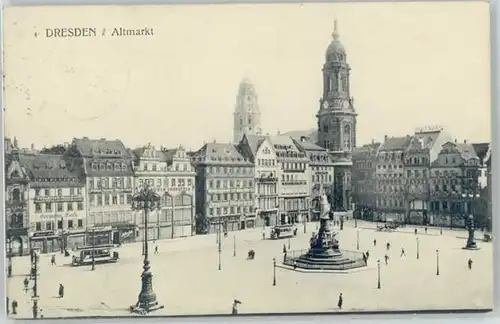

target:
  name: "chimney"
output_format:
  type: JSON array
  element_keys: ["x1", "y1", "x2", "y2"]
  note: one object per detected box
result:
[
  {"x1": 31, "y1": 143, "x2": 35, "y2": 151},
  {"x1": 371, "y1": 139, "x2": 375, "y2": 144},
  {"x1": 277, "y1": 130, "x2": 281, "y2": 136},
  {"x1": 454, "y1": 139, "x2": 457, "y2": 143},
  {"x1": 384, "y1": 135, "x2": 388, "y2": 141}
]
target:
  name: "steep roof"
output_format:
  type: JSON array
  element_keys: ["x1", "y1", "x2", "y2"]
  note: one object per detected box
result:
[
  {"x1": 16, "y1": 153, "x2": 81, "y2": 186},
  {"x1": 456, "y1": 143, "x2": 478, "y2": 162},
  {"x1": 281, "y1": 129, "x2": 318, "y2": 143},
  {"x1": 72, "y1": 137, "x2": 129, "y2": 157},
  {"x1": 293, "y1": 138, "x2": 326, "y2": 151},
  {"x1": 472, "y1": 142, "x2": 489, "y2": 164},
  {"x1": 379, "y1": 136, "x2": 413, "y2": 152},
  {"x1": 193, "y1": 142, "x2": 251, "y2": 165}
]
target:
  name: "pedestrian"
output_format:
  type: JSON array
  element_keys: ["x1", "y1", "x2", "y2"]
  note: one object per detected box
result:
[
  {"x1": 386, "y1": 242, "x2": 390, "y2": 251},
  {"x1": 6, "y1": 296, "x2": 9, "y2": 315},
  {"x1": 51, "y1": 254, "x2": 56, "y2": 266},
  {"x1": 283, "y1": 244, "x2": 287, "y2": 254},
  {"x1": 58, "y1": 283, "x2": 64, "y2": 298},
  {"x1": 384, "y1": 254, "x2": 389, "y2": 265},
  {"x1": 400, "y1": 247, "x2": 406, "y2": 257},
  {"x1": 24, "y1": 277, "x2": 29, "y2": 293},
  {"x1": 262, "y1": 231, "x2": 265, "y2": 240},
  {"x1": 12, "y1": 299, "x2": 18, "y2": 315},
  {"x1": 468, "y1": 258, "x2": 473, "y2": 270},
  {"x1": 366, "y1": 250, "x2": 370, "y2": 260},
  {"x1": 373, "y1": 239, "x2": 377, "y2": 246},
  {"x1": 425, "y1": 227, "x2": 428, "y2": 234},
  {"x1": 232, "y1": 299, "x2": 242, "y2": 315},
  {"x1": 414, "y1": 228, "x2": 417, "y2": 235},
  {"x1": 337, "y1": 293, "x2": 343, "y2": 309}
]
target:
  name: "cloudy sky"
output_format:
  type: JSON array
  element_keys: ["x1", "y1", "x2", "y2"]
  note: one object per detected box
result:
[{"x1": 3, "y1": 1, "x2": 491, "y2": 151}]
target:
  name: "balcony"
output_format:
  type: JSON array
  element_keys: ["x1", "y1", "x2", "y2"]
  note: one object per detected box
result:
[
  {"x1": 89, "y1": 187, "x2": 133, "y2": 194},
  {"x1": 257, "y1": 176, "x2": 278, "y2": 183},
  {"x1": 281, "y1": 180, "x2": 307, "y2": 186}
]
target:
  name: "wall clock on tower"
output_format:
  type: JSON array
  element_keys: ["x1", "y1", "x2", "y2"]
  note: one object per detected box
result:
[
  {"x1": 343, "y1": 100, "x2": 349, "y2": 109},
  {"x1": 323, "y1": 101, "x2": 329, "y2": 109}
]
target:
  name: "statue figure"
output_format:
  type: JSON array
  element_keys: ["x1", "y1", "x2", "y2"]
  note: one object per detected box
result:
[{"x1": 309, "y1": 187, "x2": 339, "y2": 252}]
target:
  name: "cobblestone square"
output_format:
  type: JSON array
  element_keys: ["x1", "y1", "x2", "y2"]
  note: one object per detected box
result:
[{"x1": 6, "y1": 221, "x2": 494, "y2": 318}]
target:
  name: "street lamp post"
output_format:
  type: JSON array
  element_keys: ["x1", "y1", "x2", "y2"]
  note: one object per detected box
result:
[
  {"x1": 129, "y1": 185, "x2": 163, "y2": 314},
  {"x1": 436, "y1": 249, "x2": 440, "y2": 276},
  {"x1": 7, "y1": 237, "x2": 13, "y2": 277},
  {"x1": 31, "y1": 248, "x2": 39, "y2": 318},
  {"x1": 416, "y1": 237, "x2": 420, "y2": 259},
  {"x1": 91, "y1": 227, "x2": 96, "y2": 271},
  {"x1": 218, "y1": 223, "x2": 222, "y2": 271},
  {"x1": 272, "y1": 257, "x2": 276, "y2": 286},
  {"x1": 233, "y1": 235, "x2": 236, "y2": 257},
  {"x1": 60, "y1": 217, "x2": 64, "y2": 254},
  {"x1": 377, "y1": 259, "x2": 381, "y2": 289},
  {"x1": 288, "y1": 237, "x2": 291, "y2": 250},
  {"x1": 356, "y1": 230, "x2": 359, "y2": 250}
]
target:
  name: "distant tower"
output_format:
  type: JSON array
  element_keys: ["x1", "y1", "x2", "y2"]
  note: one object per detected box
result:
[
  {"x1": 316, "y1": 20, "x2": 357, "y2": 212},
  {"x1": 233, "y1": 78, "x2": 262, "y2": 143}
]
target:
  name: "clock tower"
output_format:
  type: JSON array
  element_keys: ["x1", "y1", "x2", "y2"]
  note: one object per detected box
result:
[
  {"x1": 233, "y1": 78, "x2": 262, "y2": 144},
  {"x1": 316, "y1": 20, "x2": 357, "y2": 211}
]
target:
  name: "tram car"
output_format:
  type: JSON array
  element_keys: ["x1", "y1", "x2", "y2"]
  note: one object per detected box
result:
[
  {"x1": 71, "y1": 244, "x2": 119, "y2": 266},
  {"x1": 270, "y1": 224, "x2": 296, "y2": 239}
]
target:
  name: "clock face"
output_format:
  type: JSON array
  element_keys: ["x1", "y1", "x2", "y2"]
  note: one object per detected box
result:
[
  {"x1": 343, "y1": 100, "x2": 349, "y2": 109},
  {"x1": 323, "y1": 101, "x2": 329, "y2": 109}
]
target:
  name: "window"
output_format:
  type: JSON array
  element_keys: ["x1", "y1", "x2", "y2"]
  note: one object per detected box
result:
[
  {"x1": 57, "y1": 189, "x2": 63, "y2": 196},
  {"x1": 70, "y1": 188, "x2": 74, "y2": 195},
  {"x1": 46, "y1": 222, "x2": 52, "y2": 230},
  {"x1": 57, "y1": 203, "x2": 63, "y2": 212},
  {"x1": 45, "y1": 202, "x2": 52, "y2": 212},
  {"x1": 78, "y1": 219, "x2": 83, "y2": 228},
  {"x1": 120, "y1": 194, "x2": 125, "y2": 205},
  {"x1": 67, "y1": 203, "x2": 73, "y2": 211},
  {"x1": 97, "y1": 195, "x2": 103, "y2": 206},
  {"x1": 35, "y1": 222, "x2": 41, "y2": 231},
  {"x1": 112, "y1": 195, "x2": 118, "y2": 205},
  {"x1": 35, "y1": 203, "x2": 42, "y2": 212},
  {"x1": 77, "y1": 202, "x2": 83, "y2": 210},
  {"x1": 152, "y1": 164, "x2": 157, "y2": 171},
  {"x1": 57, "y1": 219, "x2": 63, "y2": 229},
  {"x1": 96, "y1": 178, "x2": 102, "y2": 189},
  {"x1": 35, "y1": 189, "x2": 40, "y2": 197},
  {"x1": 68, "y1": 220, "x2": 74, "y2": 228},
  {"x1": 105, "y1": 195, "x2": 110, "y2": 205},
  {"x1": 171, "y1": 179, "x2": 176, "y2": 186},
  {"x1": 44, "y1": 189, "x2": 50, "y2": 196}
]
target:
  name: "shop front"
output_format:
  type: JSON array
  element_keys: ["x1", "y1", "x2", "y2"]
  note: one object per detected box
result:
[
  {"x1": 29, "y1": 230, "x2": 60, "y2": 254},
  {"x1": 209, "y1": 216, "x2": 240, "y2": 233},
  {"x1": 6, "y1": 227, "x2": 28, "y2": 256},
  {"x1": 64, "y1": 229, "x2": 87, "y2": 250},
  {"x1": 113, "y1": 223, "x2": 136, "y2": 244},
  {"x1": 85, "y1": 226, "x2": 113, "y2": 246}
]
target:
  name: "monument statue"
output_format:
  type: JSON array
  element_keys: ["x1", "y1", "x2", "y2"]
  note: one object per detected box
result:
[
  {"x1": 310, "y1": 189, "x2": 339, "y2": 253},
  {"x1": 464, "y1": 214, "x2": 478, "y2": 250}
]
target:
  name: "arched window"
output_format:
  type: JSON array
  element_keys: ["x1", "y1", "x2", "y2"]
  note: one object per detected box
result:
[
  {"x1": 343, "y1": 124, "x2": 351, "y2": 150},
  {"x1": 12, "y1": 188, "x2": 21, "y2": 203}
]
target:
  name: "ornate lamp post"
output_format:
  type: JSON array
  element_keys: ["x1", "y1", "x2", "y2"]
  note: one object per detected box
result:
[
  {"x1": 377, "y1": 259, "x2": 381, "y2": 289},
  {"x1": 416, "y1": 237, "x2": 420, "y2": 259},
  {"x1": 288, "y1": 237, "x2": 291, "y2": 250},
  {"x1": 31, "y1": 248, "x2": 39, "y2": 318},
  {"x1": 233, "y1": 235, "x2": 236, "y2": 257},
  {"x1": 462, "y1": 192, "x2": 480, "y2": 250},
  {"x1": 436, "y1": 249, "x2": 440, "y2": 276},
  {"x1": 60, "y1": 217, "x2": 65, "y2": 254},
  {"x1": 91, "y1": 227, "x2": 96, "y2": 271},
  {"x1": 218, "y1": 222, "x2": 222, "y2": 271},
  {"x1": 129, "y1": 185, "x2": 163, "y2": 314},
  {"x1": 7, "y1": 237, "x2": 13, "y2": 277},
  {"x1": 356, "y1": 230, "x2": 360, "y2": 250},
  {"x1": 272, "y1": 257, "x2": 276, "y2": 286}
]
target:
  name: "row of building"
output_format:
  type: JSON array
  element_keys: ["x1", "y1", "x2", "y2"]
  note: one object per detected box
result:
[
  {"x1": 4, "y1": 134, "x2": 336, "y2": 254},
  {"x1": 351, "y1": 126, "x2": 492, "y2": 229}
]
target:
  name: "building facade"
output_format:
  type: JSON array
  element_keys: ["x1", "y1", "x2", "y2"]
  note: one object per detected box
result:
[
  {"x1": 375, "y1": 135, "x2": 412, "y2": 222},
  {"x1": 294, "y1": 136, "x2": 334, "y2": 220},
  {"x1": 351, "y1": 141, "x2": 380, "y2": 219},
  {"x1": 403, "y1": 127, "x2": 452, "y2": 224},
  {"x1": 17, "y1": 153, "x2": 87, "y2": 253},
  {"x1": 193, "y1": 143, "x2": 255, "y2": 233},
  {"x1": 132, "y1": 144, "x2": 196, "y2": 240},
  {"x1": 270, "y1": 136, "x2": 310, "y2": 224},
  {"x1": 316, "y1": 20, "x2": 357, "y2": 211},
  {"x1": 5, "y1": 149, "x2": 31, "y2": 255},
  {"x1": 238, "y1": 134, "x2": 280, "y2": 227},
  {"x1": 429, "y1": 141, "x2": 480, "y2": 227},
  {"x1": 67, "y1": 137, "x2": 135, "y2": 244},
  {"x1": 233, "y1": 78, "x2": 262, "y2": 144}
]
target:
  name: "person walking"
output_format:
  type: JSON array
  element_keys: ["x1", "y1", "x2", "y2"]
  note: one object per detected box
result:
[
  {"x1": 386, "y1": 242, "x2": 390, "y2": 251},
  {"x1": 337, "y1": 293, "x2": 343, "y2": 310},
  {"x1": 414, "y1": 228, "x2": 418, "y2": 235},
  {"x1": 51, "y1": 254, "x2": 56, "y2": 266},
  {"x1": 384, "y1": 254, "x2": 389, "y2": 265},
  {"x1": 154, "y1": 244, "x2": 159, "y2": 255},
  {"x1": 468, "y1": 258, "x2": 473, "y2": 270},
  {"x1": 373, "y1": 239, "x2": 377, "y2": 246},
  {"x1": 400, "y1": 247, "x2": 406, "y2": 257},
  {"x1": 23, "y1": 277, "x2": 29, "y2": 293}
]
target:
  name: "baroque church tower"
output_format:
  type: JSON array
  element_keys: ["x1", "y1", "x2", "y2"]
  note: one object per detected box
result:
[
  {"x1": 316, "y1": 20, "x2": 357, "y2": 211},
  {"x1": 233, "y1": 78, "x2": 262, "y2": 143}
]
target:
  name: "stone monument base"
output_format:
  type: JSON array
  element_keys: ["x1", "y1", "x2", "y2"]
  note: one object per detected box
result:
[{"x1": 284, "y1": 248, "x2": 366, "y2": 271}]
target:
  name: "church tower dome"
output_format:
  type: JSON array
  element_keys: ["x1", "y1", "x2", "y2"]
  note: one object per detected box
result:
[{"x1": 325, "y1": 19, "x2": 346, "y2": 61}]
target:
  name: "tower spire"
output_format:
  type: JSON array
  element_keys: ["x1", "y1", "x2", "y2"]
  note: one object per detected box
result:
[{"x1": 332, "y1": 19, "x2": 340, "y2": 41}]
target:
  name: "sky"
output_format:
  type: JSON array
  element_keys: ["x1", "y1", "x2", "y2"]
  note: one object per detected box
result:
[{"x1": 3, "y1": 1, "x2": 491, "y2": 151}]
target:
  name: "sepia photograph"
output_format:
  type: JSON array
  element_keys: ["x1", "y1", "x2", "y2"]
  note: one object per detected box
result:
[{"x1": 2, "y1": 1, "x2": 493, "y2": 319}]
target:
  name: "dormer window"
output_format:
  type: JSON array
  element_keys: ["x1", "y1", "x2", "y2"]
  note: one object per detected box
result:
[
  {"x1": 107, "y1": 163, "x2": 112, "y2": 170},
  {"x1": 114, "y1": 163, "x2": 120, "y2": 170},
  {"x1": 99, "y1": 163, "x2": 105, "y2": 170},
  {"x1": 121, "y1": 162, "x2": 127, "y2": 170},
  {"x1": 92, "y1": 163, "x2": 97, "y2": 170}
]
